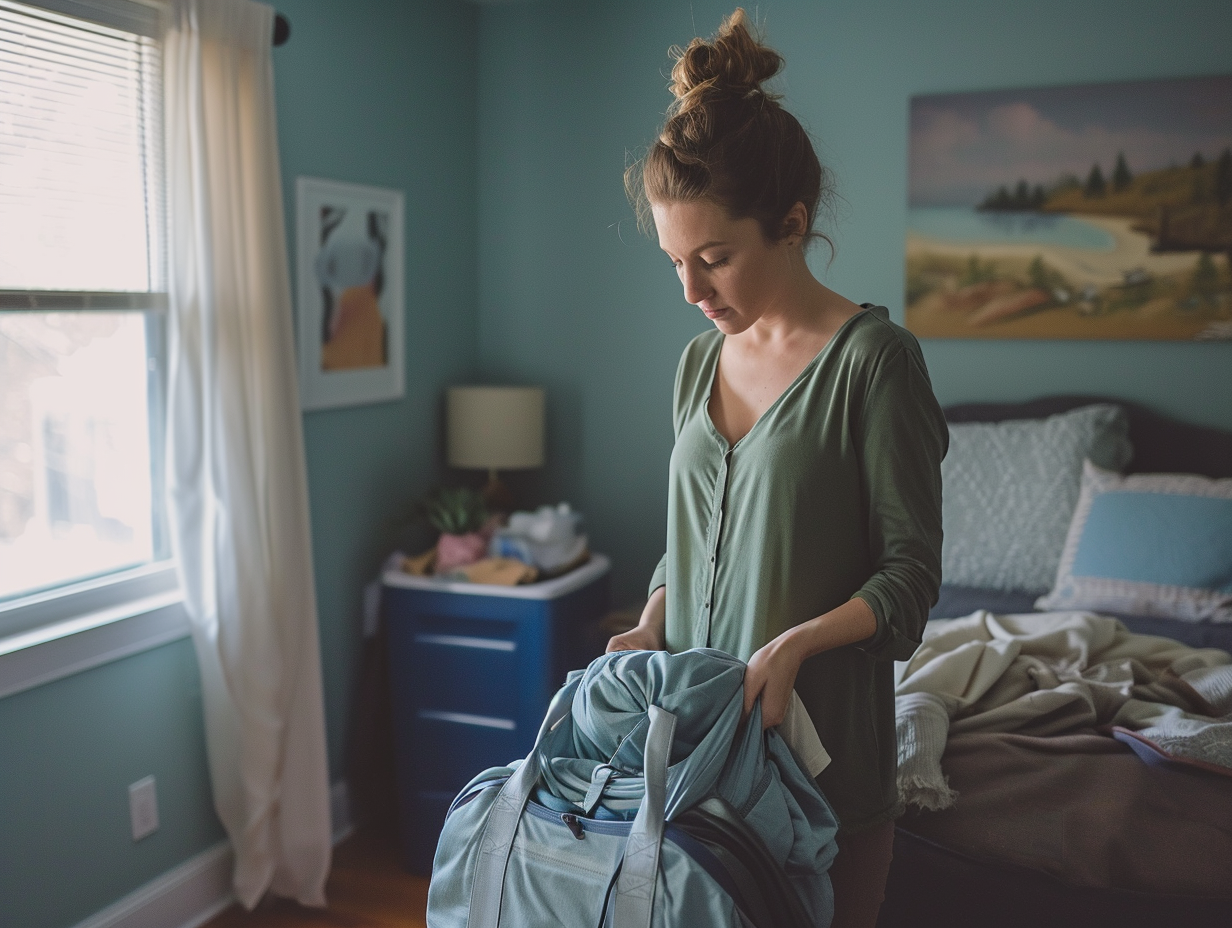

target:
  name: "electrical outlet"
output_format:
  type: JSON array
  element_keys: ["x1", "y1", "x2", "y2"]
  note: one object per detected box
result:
[{"x1": 129, "y1": 776, "x2": 159, "y2": 841}]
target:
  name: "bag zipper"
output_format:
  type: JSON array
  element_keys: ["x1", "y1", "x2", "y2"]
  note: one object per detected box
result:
[
  {"x1": 561, "y1": 812, "x2": 585, "y2": 839},
  {"x1": 524, "y1": 801, "x2": 633, "y2": 837}
]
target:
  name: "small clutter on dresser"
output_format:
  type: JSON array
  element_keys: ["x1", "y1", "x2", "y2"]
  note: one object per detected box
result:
[{"x1": 401, "y1": 487, "x2": 589, "y2": 585}]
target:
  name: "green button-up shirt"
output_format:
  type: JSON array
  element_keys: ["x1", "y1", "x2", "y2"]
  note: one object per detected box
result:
[{"x1": 649, "y1": 306, "x2": 947, "y2": 832}]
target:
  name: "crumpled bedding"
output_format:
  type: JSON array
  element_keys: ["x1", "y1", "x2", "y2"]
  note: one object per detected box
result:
[
  {"x1": 897, "y1": 728, "x2": 1232, "y2": 896},
  {"x1": 895, "y1": 610, "x2": 1232, "y2": 811}
]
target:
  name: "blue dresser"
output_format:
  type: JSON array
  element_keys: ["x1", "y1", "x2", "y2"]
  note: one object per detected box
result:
[{"x1": 382, "y1": 554, "x2": 611, "y2": 873}]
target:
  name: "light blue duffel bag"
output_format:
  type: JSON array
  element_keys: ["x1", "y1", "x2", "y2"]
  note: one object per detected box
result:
[{"x1": 426, "y1": 648, "x2": 839, "y2": 928}]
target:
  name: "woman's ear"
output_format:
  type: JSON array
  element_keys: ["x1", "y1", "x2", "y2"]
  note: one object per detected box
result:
[{"x1": 779, "y1": 202, "x2": 809, "y2": 243}]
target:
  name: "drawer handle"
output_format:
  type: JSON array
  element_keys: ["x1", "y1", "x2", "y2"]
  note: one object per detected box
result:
[
  {"x1": 413, "y1": 633, "x2": 516, "y2": 652},
  {"x1": 417, "y1": 709, "x2": 516, "y2": 731}
]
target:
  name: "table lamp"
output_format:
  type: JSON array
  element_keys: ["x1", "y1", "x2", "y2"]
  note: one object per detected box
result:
[{"x1": 446, "y1": 385, "x2": 545, "y2": 511}]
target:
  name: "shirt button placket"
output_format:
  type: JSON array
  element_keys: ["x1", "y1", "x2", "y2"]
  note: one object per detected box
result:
[{"x1": 702, "y1": 449, "x2": 731, "y2": 646}]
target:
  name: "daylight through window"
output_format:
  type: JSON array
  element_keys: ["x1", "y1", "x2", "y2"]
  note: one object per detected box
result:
[{"x1": 0, "y1": 0, "x2": 167, "y2": 607}]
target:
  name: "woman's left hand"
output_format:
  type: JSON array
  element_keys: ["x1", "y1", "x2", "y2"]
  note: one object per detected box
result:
[{"x1": 742, "y1": 634, "x2": 804, "y2": 729}]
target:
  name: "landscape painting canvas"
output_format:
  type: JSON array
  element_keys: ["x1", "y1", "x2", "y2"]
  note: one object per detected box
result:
[{"x1": 906, "y1": 75, "x2": 1232, "y2": 340}]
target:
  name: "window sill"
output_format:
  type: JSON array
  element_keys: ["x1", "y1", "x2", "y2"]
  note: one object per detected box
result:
[{"x1": 0, "y1": 579, "x2": 190, "y2": 700}]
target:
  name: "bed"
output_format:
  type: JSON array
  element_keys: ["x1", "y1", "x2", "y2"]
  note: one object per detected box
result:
[{"x1": 878, "y1": 395, "x2": 1232, "y2": 928}]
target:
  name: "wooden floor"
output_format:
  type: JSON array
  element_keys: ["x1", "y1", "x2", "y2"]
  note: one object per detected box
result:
[{"x1": 202, "y1": 830, "x2": 428, "y2": 928}]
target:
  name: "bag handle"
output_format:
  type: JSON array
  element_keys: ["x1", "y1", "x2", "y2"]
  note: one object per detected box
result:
[
  {"x1": 465, "y1": 686, "x2": 676, "y2": 928},
  {"x1": 465, "y1": 676, "x2": 579, "y2": 928},
  {"x1": 611, "y1": 704, "x2": 677, "y2": 928}
]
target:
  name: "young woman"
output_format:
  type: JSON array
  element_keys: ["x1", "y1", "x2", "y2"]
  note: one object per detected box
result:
[{"x1": 606, "y1": 10, "x2": 948, "y2": 927}]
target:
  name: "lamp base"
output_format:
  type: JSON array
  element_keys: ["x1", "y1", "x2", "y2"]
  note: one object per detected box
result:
[{"x1": 482, "y1": 468, "x2": 514, "y2": 513}]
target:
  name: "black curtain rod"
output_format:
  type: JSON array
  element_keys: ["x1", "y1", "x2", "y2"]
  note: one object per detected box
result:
[{"x1": 273, "y1": 12, "x2": 290, "y2": 46}]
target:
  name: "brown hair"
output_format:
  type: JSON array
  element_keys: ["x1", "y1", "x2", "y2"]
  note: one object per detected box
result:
[{"x1": 626, "y1": 9, "x2": 834, "y2": 252}]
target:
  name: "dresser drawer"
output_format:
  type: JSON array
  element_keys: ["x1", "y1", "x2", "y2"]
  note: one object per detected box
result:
[
  {"x1": 411, "y1": 712, "x2": 520, "y2": 791},
  {"x1": 409, "y1": 626, "x2": 519, "y2": 718}
]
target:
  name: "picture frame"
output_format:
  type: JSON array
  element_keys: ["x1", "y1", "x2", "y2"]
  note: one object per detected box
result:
[
  {"x1": 905, "y1": 74, "x2": 1232, "y2": 341},
  {"x1": 296, "y1": 176, "x2": 405, "y2": 409}
]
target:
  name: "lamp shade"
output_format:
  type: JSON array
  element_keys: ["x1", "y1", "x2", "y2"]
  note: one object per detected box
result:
[{"x1": 447, "y1": 386, "x2": 545, "y2": 470}]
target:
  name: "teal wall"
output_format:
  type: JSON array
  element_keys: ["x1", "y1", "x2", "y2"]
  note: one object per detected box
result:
[
  {"x1": 274, "y1": 0, "x2": 480, "y2": 782},
  {"x1": 0, "y1": 2, "x2": 478, "y2": 927},
  {"x1": 475, "y1": 0, "x2": 1232, "y2": 607},
  {"x1": 0, "y1": 641, "x2": 220, "y2": 928}
]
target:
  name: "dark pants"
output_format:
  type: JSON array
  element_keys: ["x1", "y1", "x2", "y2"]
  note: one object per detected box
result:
[{"x1": 829, "y1": 820, "x2": 895, "y2": 928}]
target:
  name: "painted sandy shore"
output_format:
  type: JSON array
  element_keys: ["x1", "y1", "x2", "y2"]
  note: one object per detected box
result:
[
  {"x1": 906, "y1": 216, "x2": 1202, "y2": 288},
  {"x1": 905, "y1": 214, "x2": 1231, "y2": 340}
]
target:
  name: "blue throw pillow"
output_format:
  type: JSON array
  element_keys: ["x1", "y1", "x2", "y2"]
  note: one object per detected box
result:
[{"x1": 1037, "y1": 461, "x2": 1232, "y2": 622}]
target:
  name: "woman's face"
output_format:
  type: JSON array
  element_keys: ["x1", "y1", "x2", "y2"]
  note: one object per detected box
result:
[{"x1": 651, "y1": 198, "x2": 795, "y2": 335}]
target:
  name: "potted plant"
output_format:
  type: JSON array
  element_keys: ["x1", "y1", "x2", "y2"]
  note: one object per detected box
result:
[{"x1": 422, "y1": 486, "x2": 491, "y2": 574}]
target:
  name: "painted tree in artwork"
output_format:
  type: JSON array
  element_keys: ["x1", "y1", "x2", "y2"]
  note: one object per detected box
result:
[
  {"x1": 1191, "y1": 253, "x2": 1219, "y2": 303},
  {"x1": 1084, "y1": 163, "x2": 1106, "y2": 198},
  {"x1": 1112, "y1": 152, "x2": 1133, "y2": 192},
  {"x1": 1028, "y1": 255, "x2": 1052, "y2": 291}
]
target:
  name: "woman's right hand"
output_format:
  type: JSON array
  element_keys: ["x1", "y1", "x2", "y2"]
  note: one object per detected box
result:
[{"x1": 605, "y1": 585, "x2": 667, "y2": 652}]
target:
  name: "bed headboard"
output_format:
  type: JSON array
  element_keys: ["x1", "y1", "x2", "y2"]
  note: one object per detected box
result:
[{"x1": 943, "y1": 395, "x2": 1232, "y2": 479}]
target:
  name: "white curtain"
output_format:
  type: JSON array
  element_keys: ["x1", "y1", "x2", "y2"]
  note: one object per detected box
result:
[{"x1": 163, "y1": 0, "x2": 332, "y2": 909}]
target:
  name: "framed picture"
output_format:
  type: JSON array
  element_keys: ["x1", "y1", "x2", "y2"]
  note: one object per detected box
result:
[
  {"x1": 906, "y1": 74, "x2": 1232, "y2": 340},
  {"x1": 296, "y1": 177, "x2": 405, "y2": 409}
]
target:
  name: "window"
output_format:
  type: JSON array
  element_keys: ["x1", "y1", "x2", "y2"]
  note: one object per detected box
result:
[{"x1": 0, "y1": 0, "x2": 180, "y2": 659}]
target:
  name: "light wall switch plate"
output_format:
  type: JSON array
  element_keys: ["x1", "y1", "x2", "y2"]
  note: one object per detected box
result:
[{"x1": 129, "y1": 776, "x2": 159, "y2": 841}]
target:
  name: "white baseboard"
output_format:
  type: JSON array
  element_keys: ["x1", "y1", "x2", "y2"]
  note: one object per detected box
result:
[
  {"x1": 71, "y1": 841, "x2": 234, "y2": 928},
  {"x1": 72, "y1": 780, "x2": 355, "y2": 928}
]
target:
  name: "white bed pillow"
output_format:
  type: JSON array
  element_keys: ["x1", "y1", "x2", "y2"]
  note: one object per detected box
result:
[
  {"x1": 1036, "y1": 461, "x2": 1232, "y2": 622},
  {"x1": 941, "y1": 404, "x2": 1132, "y2": 593}
]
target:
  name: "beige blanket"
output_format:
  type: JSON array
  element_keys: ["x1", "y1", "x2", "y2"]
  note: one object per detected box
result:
[{"x1": 895, "y1": 610, "x2": 1232, "y2": 810}]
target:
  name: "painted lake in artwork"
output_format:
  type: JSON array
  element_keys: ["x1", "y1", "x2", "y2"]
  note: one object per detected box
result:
[{"x1": 908, "y1": 208, "x2": 1115, "y2": 251}]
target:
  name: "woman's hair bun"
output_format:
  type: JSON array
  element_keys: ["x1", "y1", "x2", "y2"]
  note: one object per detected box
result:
[
  {"x1": 628, "y1": 7, "x2": 832, "y2": 256},
  {"x1": 668, "y1": 8, "x2": 782, "y2": 104}
]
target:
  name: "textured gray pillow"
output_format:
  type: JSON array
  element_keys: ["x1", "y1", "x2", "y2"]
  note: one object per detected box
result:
[{"x1": 941, "y1": 404, "x2": 1132, "y2": 593}]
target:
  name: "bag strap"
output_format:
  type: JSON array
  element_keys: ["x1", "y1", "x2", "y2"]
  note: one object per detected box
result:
[
  {"x1": 581, "y1": 764, "x2": 618, "y2": 816},
  {"x1": 611, "y1": 704, "x2": 677, "y2": 928},
  {"x1": 466, "y1": 677, "x2": 579, "y2": 928}
]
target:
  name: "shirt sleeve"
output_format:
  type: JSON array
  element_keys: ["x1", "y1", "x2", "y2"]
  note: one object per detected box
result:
[
  {"x1": 648, "y1": 551, "x2": 668, "y2": 596},
  {"x1": 850, "y1": 340, "x2": 948, "y2": 662},
  {"x1": 650, "y1": 339, "x2": 700, "y2": 598}
]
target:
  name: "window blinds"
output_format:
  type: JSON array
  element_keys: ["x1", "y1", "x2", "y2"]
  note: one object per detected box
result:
[{"x1": 0, "y1": 0, "x2": 165, "y2": 308}]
